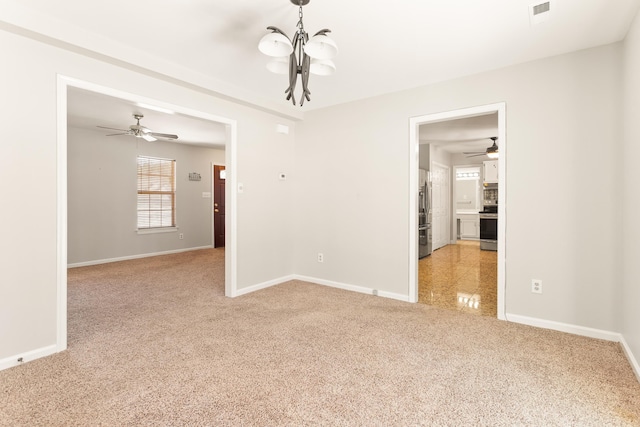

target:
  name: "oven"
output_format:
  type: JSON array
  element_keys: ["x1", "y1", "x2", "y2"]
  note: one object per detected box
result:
[
  {"x1": 483, "y1": 184, "x2": 498, "y2": 207},
  {"x1": 479, "y1": 210, "x2": 497, "y2": 251}
]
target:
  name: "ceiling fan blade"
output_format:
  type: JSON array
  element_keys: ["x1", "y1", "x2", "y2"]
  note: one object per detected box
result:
[
  {"x1": 463, "y1": 151, "x2": 484, "y2": 155},
  {"x1": 149, "y1": 132, "x2": 179, "y2": 140},
  {"x1": 97, "y1": 125, "x2": 129, "y2": 132},
  {"x1": 466, "y1": 153, "x2": 487, "y2": 157},
  {"x1": 99, "y1": 115, "x2": 177, "y2": 142}
]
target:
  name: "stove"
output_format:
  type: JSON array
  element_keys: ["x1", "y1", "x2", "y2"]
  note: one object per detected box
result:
[{"x1": 479, "y1": 206, "x2": 497, "y2": 251}]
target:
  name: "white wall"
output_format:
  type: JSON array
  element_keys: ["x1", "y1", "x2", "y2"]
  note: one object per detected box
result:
[
  {"x1": 430, "y1": 145, "x2": 453, "y2": 168},
  {"x1": 418, "y1": 144, "x2": 430, "y2": 171},
  {"x1": 295, "y1": 43, "x2": 623, "y2": 332},
  {"x1": 0, "y1": 28, "x2": 296, "y2": 362},
  {"x1": 622, "y1": 10, "x2": 640, "y2": 376},
  {"x1": 67, "y1": 127, "x2": 225, "y2": 264}
]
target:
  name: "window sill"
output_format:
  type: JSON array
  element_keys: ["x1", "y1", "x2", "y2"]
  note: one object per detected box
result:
[{"x1": 136, "y1": 227, "x2": 178, "y2": 235}]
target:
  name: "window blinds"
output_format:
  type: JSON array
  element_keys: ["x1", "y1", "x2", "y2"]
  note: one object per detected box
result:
[{"x1": 137, "y1": 156, "x2": 176, "y2": 229}]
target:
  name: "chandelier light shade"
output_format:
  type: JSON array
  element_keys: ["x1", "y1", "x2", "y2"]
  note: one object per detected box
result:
[
  {"x1": 304, "y1": 33, "x2": 338, "y2": 60},
  {"x1": 258, "y1": 0, "x2": 337, "y2": 106},
  {"x1": 309, "y1": 58, "x2": 336, "y2": 76},
  {"x1": 258, "y1": 32, "x2": 293, "y2": 57},
  {"x1": 266, "y1": 57, "x2": 290, "y2": 74}
]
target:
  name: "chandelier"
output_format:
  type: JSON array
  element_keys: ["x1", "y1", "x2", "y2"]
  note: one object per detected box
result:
[{"x1": 258, "y1": 0, "x2": 338, "y2": 106}]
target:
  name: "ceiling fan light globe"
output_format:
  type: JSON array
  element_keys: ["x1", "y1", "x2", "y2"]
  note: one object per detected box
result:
[
  {"x1": 486, "y1": 151, "x2": 499, "y2": 159},
  {"x1": 304, "y1": 34, "x2": 338, "y2": 60},
  {"x1": 310, "y1": 58, "x2": 336, "y2": 76},
  {"x1": 258, "y1": 33, "x2": 293, "y2": 57},
  {"x1": 266, "y1": 57, "x2": 290, "y2": 74}
]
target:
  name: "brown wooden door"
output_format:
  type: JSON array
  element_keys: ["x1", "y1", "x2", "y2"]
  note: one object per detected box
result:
[{"x1": 213, "y1": 165, "x2": 226, "y2": 248}]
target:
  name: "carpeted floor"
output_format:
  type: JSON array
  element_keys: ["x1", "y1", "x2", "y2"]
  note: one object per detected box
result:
[{"x1": 1, "y1": 248, "x2": 639, "y2": 426}]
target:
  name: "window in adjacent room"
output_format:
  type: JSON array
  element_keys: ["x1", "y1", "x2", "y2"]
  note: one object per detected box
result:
[{"x1": 137, "y1": 156, "x2": 176, "y2": 229}]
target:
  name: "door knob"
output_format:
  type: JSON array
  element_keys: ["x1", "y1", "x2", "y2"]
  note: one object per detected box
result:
[
  {"x1": 214, "y1": 209, "x2": 219, "y2": 213},
  {"x1": 214, "y1": 203, "x2": 218, "y2": 207}
]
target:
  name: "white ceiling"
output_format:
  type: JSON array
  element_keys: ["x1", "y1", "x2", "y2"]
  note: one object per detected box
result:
[
  {"x1": 5, "y1": 0, "x2": 639, "y2": 144},
  {"x1": 420, "y1": 113, "x2": 499, "y2": 154},
  {"x1": 5, "y1": 0, "x2": 640, "y2": 114},
  {"x1": 67, "y1": 88, "x2": 227, "y2": 147}
]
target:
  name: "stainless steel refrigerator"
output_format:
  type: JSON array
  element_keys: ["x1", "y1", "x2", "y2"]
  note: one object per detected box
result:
[{"x1": 419, "y1": 169, "x2": 432, "y2": 258}]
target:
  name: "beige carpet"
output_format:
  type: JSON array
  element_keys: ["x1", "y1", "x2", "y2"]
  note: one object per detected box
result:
[{"x1": 1, "y1": 248, "x2": 639, "y2": 426}]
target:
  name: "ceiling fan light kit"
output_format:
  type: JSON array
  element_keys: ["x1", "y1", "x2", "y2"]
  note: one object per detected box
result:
[
  {"x1": 258, "y1": 0, "x2": 337, "y2": 106},
  {"x1": 485, "y1": 137, "x2": 499, "y2": 158}
]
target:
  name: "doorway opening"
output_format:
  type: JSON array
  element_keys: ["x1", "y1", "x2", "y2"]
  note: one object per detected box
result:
[
  {"x1": 57, "y1": 76, "x2": 239, "y2": 353},
  {"x1": 409, "y1": 103, "x2": 506, "y2": 320}
]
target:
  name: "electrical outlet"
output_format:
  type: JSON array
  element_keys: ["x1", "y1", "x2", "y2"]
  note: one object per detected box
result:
[
  {"x1": 317, "y1": 253, "x2": 324, "y2": 263},
  {"x1": 531, "y1": 279, "x2": 542, "y2": 294},
  {"x1": 179, "y1": 233, "x2": 184, "y2": 240}
]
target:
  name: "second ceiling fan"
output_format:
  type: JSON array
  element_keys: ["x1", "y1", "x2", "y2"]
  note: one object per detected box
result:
[{"x1": 464, "y1": 137, "x2": 498, "y2": 158}]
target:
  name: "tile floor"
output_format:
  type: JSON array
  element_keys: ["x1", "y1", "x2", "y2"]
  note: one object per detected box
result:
[{"x1": 418, "y1": 240, "x2": 497, "y2": 317}]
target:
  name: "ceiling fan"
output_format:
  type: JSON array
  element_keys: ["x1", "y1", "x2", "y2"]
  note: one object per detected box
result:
[
  {"x1": 97, "y1": 114, "x2": 178, "y2": 142},
  {"x1": 464, "y1": 137, "x2": 498, "y2": 158}
]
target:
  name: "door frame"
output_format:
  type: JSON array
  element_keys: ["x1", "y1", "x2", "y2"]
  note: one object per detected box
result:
[
  {"x1": 409, "y1": 102, "x2": 507, "y2": 320},
  {"x1": 57, "y1": 75, "x2": 238, "y2": 353}
]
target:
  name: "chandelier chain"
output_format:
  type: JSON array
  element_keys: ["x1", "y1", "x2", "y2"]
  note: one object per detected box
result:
[{"x1": 297, "y1": 4, "x2": 305, "y2": 33}]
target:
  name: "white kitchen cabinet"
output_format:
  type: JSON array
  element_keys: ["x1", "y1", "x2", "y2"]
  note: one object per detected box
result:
[
  {"x1": 483, "y1": 160, "x2": 499, "y2": 183},
  {"x1": 458, "y1": 214, "x2": 479, "y2": 240}
]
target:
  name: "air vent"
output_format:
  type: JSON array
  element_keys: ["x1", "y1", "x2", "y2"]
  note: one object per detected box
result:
[
  {"x1": 529, "y1": 0, "x2": 554, "y2": 25},
  {"x1": 533, "y1": 2, "x2": 550, "y2": 16}
]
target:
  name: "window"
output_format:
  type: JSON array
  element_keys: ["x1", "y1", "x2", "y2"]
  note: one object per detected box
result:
[{"x1": 137, "y1": 156, "x2": 176, "y2": 229}]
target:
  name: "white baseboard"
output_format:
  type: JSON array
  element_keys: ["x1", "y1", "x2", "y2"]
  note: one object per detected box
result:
[
  {"x1": 234, "y1": 275, "x2": 296, "y2": 297},
  {"x1": 504, "y1": 314, "x2": 640, "y2": 384},
  {"x1": 505, "y1": 313, "x2": 620, "y2": 342},
  {"x1": 620, "y1": 335, "x2": 640, "y2": 383},
  {"x1": 68, "y1": 246, "x2": 214, "y2": 268},
  {"x1": 293, "y1": 275, "x2": 410, "y2": 302},
  {"x1": 0, "y1": 344, "x2": 58, "y2": 372},
  {"x1": 233, "y1": 274, "x2": 409, "y2": 303}
]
